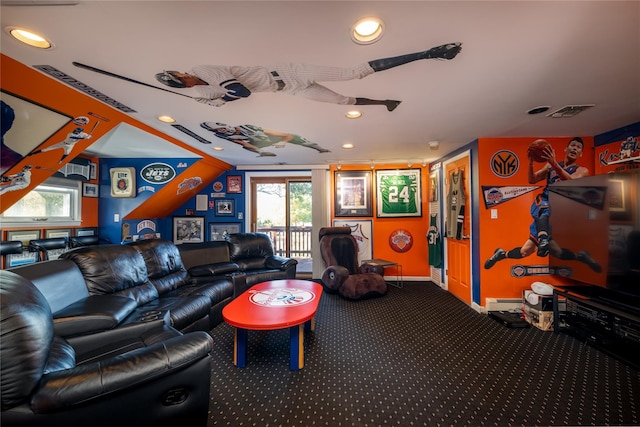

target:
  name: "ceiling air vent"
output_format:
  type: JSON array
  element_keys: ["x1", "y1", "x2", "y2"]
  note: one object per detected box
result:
[{"x1": 546, "y1": 104, "x2": 595, "y2": 118}]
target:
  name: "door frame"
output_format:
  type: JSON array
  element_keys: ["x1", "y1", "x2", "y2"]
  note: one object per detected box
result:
[{"x1": 442, "y1": 150, "x2": 475, "y2": 303}]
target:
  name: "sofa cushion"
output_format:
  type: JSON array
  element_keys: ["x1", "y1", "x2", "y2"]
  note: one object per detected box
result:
[
  {"x1": 52, "y1": 295, "x2": 139, "y2": 337},
  {"x1": 227, "y1": 232, "x2": 274, "y2": 260},
  {"x1": 128, "y1": 239, "x2": 190, "y2": 294},
  {"x1": 188, "y1": 262, "x2": 239, "y2": 277},
  {"x1": 236, "y1": 257, "x2": 267, "y2": 271},
  {"x1": 0, "y1": 271, "x2": 54, "y2": 410},
  {"x1": 179, "y1": 241, "x2": 231, "y2": 269},
  {"x1": 146, "y1": 295, "x2": 211, "y2": 331},
  {"x1": 61, "y1": 245, "x2": 159, "y2": 306}
]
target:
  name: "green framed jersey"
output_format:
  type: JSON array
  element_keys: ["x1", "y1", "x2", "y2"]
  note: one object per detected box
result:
[{"x1": 376, "y1": 169, "x2": 422, "y2": 217}]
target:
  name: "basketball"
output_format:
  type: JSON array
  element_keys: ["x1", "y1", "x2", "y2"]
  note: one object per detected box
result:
[{"x1": 528, "y1": 139, "x2": 550, "y2": 162}]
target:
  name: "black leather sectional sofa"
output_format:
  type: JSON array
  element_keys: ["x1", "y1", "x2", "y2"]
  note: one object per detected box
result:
[{"x1": 0, "y1": 233, "x2": 297, "y2": 426}]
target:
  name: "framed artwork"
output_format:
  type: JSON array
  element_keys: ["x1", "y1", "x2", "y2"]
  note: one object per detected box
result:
[
  {"x1": 209, "y1": 222, "x2": 241, "y2": 241},
  {"x1": 334, "y1": 170, "x2": 373, "y2": 217},
  {"x1": 5, "y1": 229, "x2": 41, "y2": 267},
  {"x1": 376, "y1": 169, "x2": 422, "y2": 217},
  {"x1": 6, "y1": 229, "x2": 41, "y2": 246},
  {"x1": 75, "y1": 227, "x2": 97, "y2": 237},
  {"x1": 609, "y1": 179, "x2": 625, "y2": 212},
  {"x1": 1, "y1": 90, "x2": 73, "y2": 175},
  {"x1": 46, "y1": 228, "x2": 71, "y2": 239},
  {"x1": 333, "y1": 220, "x2": 373, "y2": 261},
  {"x1": 83, "y1": 182, "x2": 99, "y2": 197},
  {"x1": 429, "y1": 172, "x2": 439, "y2": 202},
  {"x1": 90, "y1": 161, "x2": 97, "y2": 180},
  {"x1": 215, "y1": 199, "x2": 235, "y2": 217},
  {"x1": 227, "y1": 175, "x2": 242, "y2": 194},
  {"x1": 196, "y1": 194, "x2": 208, "y2": 211},
  {"x1": 173, "y1": 216, "x2": 205, "y2": 244}
]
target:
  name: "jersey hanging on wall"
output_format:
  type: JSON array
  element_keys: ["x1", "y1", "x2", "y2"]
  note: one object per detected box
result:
[
  {"x1": 446, "y1": 170, "x2": 466, "y2": 239},
  {"x1": 427, "y1": 213, "x2": 442, "y2": 267},
  {"x1": 376, "y1": 169, "x2": 422, "y2": 217}
]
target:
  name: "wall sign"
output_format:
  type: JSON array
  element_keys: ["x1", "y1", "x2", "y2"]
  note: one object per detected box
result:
[
  {"x1": 140, "y1": 162, "x2": 176, "y2": 184},
  {"x1": 110, "y1": 167, "x2": 136, "y2": 198}
]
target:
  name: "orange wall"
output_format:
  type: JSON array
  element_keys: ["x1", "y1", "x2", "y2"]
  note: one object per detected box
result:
[
  {"x1": 329, "y1": 164, "x2": 431, "y2": 278},
  {"x1": 477, "y1": 136, "x2": 595, "y2": 303}
]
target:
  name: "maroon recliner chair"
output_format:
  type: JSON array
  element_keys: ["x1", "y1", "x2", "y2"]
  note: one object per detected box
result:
[{"x1": 318, "y1": 227, "x2": 387, "y2": 300}]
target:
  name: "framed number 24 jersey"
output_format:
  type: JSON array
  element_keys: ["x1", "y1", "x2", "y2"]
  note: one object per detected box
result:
[{"x1": 376, "y1": 169, "x2": 422, "y2": 217}]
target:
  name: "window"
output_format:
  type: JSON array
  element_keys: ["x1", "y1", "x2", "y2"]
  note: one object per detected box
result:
[{"x1": 1, "y1": 177, "x2": 82, "y2": 227}]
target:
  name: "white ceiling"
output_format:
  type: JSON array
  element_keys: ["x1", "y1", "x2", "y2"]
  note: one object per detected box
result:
[{"x1": 1, "y1": 1, "x2": 639, "y2": 168}]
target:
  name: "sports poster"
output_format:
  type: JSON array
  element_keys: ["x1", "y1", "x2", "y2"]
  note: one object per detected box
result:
[{"x1": 376, "y1": 169, "x2": 421, "y2": 217}]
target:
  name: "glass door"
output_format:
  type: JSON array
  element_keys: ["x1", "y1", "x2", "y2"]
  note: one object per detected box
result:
[{"x1": 251, "y1": 177, "x2": 312, "y2": 275}]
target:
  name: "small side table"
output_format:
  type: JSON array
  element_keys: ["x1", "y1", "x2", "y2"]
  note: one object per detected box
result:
[{"x1": 361, "y1": 259, "x2": 403, "y2": 288}]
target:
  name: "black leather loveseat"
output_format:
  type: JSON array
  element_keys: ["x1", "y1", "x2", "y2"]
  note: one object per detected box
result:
[
  {"x1": 179, "y1": 232, "x2": 298, "y2": 297},
  {"x1": 0, "y1": 270, "x2": 213, "y2": 427}
]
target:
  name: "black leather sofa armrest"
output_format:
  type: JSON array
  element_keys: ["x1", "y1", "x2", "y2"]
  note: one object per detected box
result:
[
  {"x1": 188, "y1": 262, "x2": 239, "y2": 277},
  {"x1": 31, "y1": 332, "x2": 214, "y2": 413},
  {"x1": 52, "y1": 295, "x2": 138, "y2": 337},
  {"x1": 266, "y1": 255, "x2": 298, "y2": 270}
]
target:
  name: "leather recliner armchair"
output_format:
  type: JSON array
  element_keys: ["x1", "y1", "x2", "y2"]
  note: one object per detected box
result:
[
  {"x1": 318, "y1": 227, "x2": 387, "y2": 300},
  {"x1": 0, "y1": 270, "x2": 214, "y2": 427}
]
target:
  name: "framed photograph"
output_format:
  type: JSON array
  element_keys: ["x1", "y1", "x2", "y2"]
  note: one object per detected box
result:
[
  {"x1": 609, "y1": 179, "x2": 625, "y2": 212},
  {"x1": 215, "y1": 199, "x2": 235, "y2": 217},
  {"x1": 227, "y1": 175, "x2": 242, "y2": 194},
  {"x1": 173, "y1": 216, "x2": 205, "y2": 244},
  {"x1": 6, "y1": 229, "x2": 41, "y2": 246},
  {"x1": 46, "y1": 228, "x2": 71, "y2": 239},
  {"x1": 1, "y1": 90, "x2": 73, "y2": 175},
  {"x1": 196, "y1": 194, "x2": 208, "y2": 211},
  {"x1": 333, "y1": 220, "x2": 373, "y2": 261},
  {"x1": 209, "y1": 222, "x2": 241, "y2": 241},
  {"x1": 82, "y1": 182, "x2": 99, "y2": 197},
  {"x1": 376, "y1": 169, "x2": 422, "y2": 217},
  {"x1": 334, "y1": 170, "x2": 373, "y2": 217},
  {"x1": 90, "y1": 161, "x2": 97, "y2": 180},
  {"x1": 75, "y1": 227, "x2": 97, "y2": 237}
]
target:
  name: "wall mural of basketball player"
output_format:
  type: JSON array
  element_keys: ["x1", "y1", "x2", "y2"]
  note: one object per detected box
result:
[
  {"x1": 201, "y1": 122, "x2": 329, "y2": 157},
  {"x1": 155, "y1": 42, "x2": 462, "y2": 111},
  {"x1": 484, "y1": 137, "x2": 602, "y2": 272}
]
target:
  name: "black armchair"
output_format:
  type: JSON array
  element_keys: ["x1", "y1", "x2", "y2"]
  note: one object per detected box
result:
[
  {"x1": 27, "y1": 237, "x2": 68, "y2": 261},
  {"x1": 0, "y1": 270, "x2": 214, "y2": 427},
  {"x1": 318, "y1": 227, "x2": 387, "y2": 300}
]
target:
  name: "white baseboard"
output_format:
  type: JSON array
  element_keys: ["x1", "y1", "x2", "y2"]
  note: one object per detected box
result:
[{"x1": 485, "y1": 298, "x2": 522, "y2": 313}]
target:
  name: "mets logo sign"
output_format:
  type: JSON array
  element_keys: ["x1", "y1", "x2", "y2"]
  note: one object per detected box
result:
[
  {"x1": 490, "y1": 150, "x2": 519, "y2": 178},
  {"x1": 248, "y1": 288, "x2": 316, "y2": 307},
  {"x1": 140, "y1": 163, "x2": 176, "y2": 184}
]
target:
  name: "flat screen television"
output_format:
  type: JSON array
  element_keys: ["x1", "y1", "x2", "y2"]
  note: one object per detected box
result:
[{"x1": 548, "y1": 169, "x2": 640, "y2": 310}]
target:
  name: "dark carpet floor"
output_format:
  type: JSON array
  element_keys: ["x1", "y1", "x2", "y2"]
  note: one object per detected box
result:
[{"x1": 207, "y1": 281, "x2": 639, "y2": 426}]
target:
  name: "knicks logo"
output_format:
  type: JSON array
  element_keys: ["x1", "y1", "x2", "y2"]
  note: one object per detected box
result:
[
  {"x1": 490, "y1": 150, "x2": 519, "y2": 178},
  {"x1": 389, "y1": 229, "x2": 413, "y2": 253}
]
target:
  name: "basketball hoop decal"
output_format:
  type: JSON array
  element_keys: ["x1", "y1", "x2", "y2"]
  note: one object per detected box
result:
[{"x1": 249, "y1": 288, "x2": 316, "y2": 306}]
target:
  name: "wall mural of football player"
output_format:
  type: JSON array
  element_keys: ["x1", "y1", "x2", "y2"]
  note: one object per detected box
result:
[
  {"x1": 484, "y1": 137, "x2": 602, "y2": 272},
  {"x1": 201, "y1": 122, "x2": 330, "y2": 157},
  {"x1": 156, "y1": 42, "x2": 462, "y2": 111}
]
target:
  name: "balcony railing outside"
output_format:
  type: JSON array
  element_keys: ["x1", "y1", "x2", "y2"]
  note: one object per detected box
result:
[{"x1": 256, "y1": 226, "x2": 312, "y2": 272}]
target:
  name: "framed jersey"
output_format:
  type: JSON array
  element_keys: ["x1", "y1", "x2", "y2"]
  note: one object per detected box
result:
[{"x1": 376, "y1": 169, "x2": 422, "y2": 217}]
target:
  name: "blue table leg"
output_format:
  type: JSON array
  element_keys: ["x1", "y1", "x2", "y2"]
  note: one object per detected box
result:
[
  {"x1": 289, "y1": 324, "x2": 304, "y2": 370},
  {"x1": 234, "y1": 328, "x2": 247, "y2": 368}
]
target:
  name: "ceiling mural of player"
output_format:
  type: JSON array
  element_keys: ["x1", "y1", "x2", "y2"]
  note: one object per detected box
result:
[
  {"x1": 156, "y1": 42, "x2": 462, "y2": 111},
  {"x1": 201, "y1": 122, "x2": 330, "y2": 157}
]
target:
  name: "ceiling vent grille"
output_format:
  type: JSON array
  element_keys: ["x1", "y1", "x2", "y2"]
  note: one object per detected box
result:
[{"x1": 546, "y1": 104, "x2": 595, "y2": 118}]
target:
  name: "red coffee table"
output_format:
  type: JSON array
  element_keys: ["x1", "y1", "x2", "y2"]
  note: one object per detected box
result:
[{"x1": 222, "y1": 279, "x2": 323, "y2": 370}]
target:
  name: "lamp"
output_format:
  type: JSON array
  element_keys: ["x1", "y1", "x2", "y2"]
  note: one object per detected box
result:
[{"x1": 429, "y1": 140, "x2": 440, "y2": 150}]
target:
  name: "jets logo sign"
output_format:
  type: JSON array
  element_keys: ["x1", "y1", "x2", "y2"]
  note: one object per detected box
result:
[{"x1": 141, "y1": 163, "x2": 176, "y2": 184}]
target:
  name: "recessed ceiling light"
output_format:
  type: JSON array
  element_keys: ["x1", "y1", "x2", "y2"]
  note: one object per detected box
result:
[
  {"x1": 6, "y1": 27, "x2": 53, "y2": 49},
  {"x1": 157, "y1": 115, "x2": 176, "y2": 123},
  {"x1": 342, "y1": 143, "x2": 354, "y2": 149},
  {"x1": 351, "y1": 17, "x2": 384, "y2": 45},
  {"x1": 212, "y1": 147, "x2": 224, "y2": 151},
  {"x1": 345, "y1": 110, "x2": 362, "y2": 119}
]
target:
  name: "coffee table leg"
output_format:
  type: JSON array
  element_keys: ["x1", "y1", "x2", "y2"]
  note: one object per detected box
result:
[
  {"x1": 234, "y1": 327, "x2": 248, "y2": 368},
  {"x1": 289, "y1": 324, "x2": 304, "y2": 370},
  {"x1": 304, "y1": 317, "x2": 315, "y2": 332}
]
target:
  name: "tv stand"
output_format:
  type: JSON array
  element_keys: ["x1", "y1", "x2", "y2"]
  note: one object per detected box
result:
[{"x1": 553, "y1": 286, "x2": 640, "y2": 370}]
